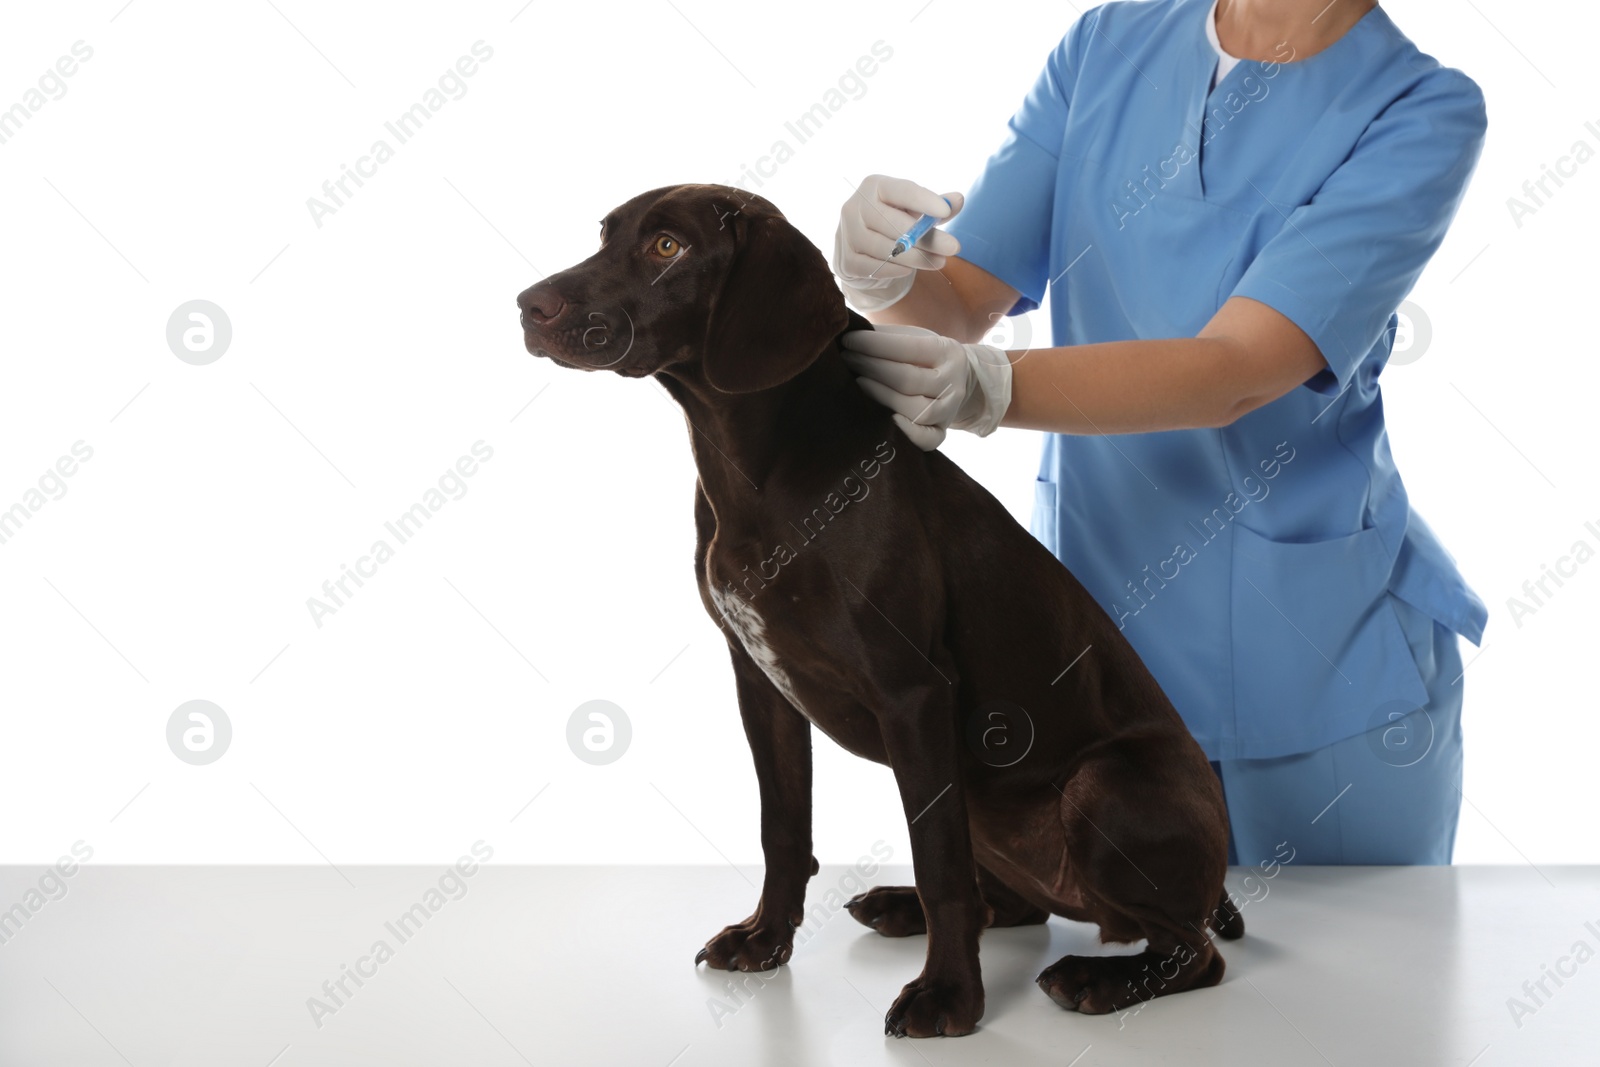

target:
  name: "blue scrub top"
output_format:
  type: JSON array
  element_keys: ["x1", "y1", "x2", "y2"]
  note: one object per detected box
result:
[{"x1": 942, "y1": 0, "x2": 1489, "y2": 760}]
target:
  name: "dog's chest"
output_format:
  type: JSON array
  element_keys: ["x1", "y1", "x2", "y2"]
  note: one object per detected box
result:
[{"x1": 708, "y1": 585, "x2": 808, "y2": 710}]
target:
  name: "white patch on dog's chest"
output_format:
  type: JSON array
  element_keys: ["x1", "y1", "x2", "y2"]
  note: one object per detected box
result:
[{"x1": 709, "y1": 587, "x2": 804, "y2": 710}]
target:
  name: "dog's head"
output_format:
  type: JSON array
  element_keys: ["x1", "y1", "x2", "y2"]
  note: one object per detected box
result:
[{"x1": 517, "y1": 184, "x2": 849, "y2": 392}]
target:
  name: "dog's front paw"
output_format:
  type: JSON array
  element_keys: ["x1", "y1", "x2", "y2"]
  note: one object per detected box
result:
[
  {"x1": 885, "y1": 973, "x2": 983, "y2": 1038},
  {"x1": 843, "y1": 885, "x2": 926, "y2": 937},
  {"x1": 695, "y1": 915, "x2": 795, "y2": 972}
]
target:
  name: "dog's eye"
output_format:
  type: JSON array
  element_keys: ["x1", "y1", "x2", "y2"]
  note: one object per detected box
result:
[{"x1": 652, "y1": 234, "x2": 683, "y2": 259}]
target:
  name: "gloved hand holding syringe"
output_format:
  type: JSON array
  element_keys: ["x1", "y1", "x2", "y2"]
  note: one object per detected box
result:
[{"x1": 832, "y1": 175, "x2": 964, "y2": 312}]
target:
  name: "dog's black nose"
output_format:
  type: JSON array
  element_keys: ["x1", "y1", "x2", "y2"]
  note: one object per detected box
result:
[{"x1": 518, "y1": 282, "x2": 566, "y2": 324}]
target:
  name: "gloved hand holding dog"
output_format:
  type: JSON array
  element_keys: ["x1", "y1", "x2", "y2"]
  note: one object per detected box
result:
[{"x1": 839, "y1": 324, "x2": 1013, "y2": 452}]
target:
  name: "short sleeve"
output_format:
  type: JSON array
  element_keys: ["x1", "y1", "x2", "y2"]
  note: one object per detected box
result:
[
  {"x1": 1230, "y1": 69, "x2": 1488, "y2": 396},
  {"x1": 943, "y1": 8, "x2": 1097, "y2": 317}
]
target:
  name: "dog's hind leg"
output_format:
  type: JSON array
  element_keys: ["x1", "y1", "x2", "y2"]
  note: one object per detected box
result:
[
  {"x1": 845, "y1": 864, "x2": 1050, "y2": 937},
  {"x1": 1210, "y1": 888, "x2": 1245, "y2": 940},
  {"x1": 1036, "y1": 935, "x2": 1225, "y2": 1016},
  {"x1": 843, "y1": 884, "x2": 924, "y2": 936},
  {"x1": 1034, "y1": 739, "x2": 1231, "y2": 1015}
]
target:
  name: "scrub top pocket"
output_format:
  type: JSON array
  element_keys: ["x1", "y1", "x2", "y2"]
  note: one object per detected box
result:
[{"x1": 1228, "y1": 518, "x2": 1433, "y2": 756}]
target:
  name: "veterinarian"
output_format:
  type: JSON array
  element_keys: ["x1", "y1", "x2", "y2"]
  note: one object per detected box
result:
[{"x1": 833, "y1": 0, "x2": 1488, "y2": 866}]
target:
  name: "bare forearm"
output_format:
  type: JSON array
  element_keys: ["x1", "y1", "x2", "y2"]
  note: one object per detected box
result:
[
  {"x1": 860, "y1": 270, "x2": 985, "y2": 344},
  {"x1": 853, "y1": 284, "x2": 1326, "y2": 436},
  {"x1": 1003, "y1": 336, "x2": 1248, "y2": 434}
]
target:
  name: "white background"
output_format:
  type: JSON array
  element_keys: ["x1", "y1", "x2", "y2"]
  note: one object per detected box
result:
[{"x1": 0, "y1": 0, "x2": 1594, "y2": 868}]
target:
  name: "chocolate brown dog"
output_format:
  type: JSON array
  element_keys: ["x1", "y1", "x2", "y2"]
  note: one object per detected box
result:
[{"x1": 517, "y1": 184, "x2": 1241, "y2": 1038}]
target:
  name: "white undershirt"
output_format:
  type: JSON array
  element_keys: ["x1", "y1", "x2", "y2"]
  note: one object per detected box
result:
[{"x1": 1206, "y1": 0, "x2": 1244, "y2": 90}]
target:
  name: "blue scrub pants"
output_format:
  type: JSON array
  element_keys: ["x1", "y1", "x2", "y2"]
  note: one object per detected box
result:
[{"x1": 1209, "y1": 595, "x2": 1466, "y2": 866}]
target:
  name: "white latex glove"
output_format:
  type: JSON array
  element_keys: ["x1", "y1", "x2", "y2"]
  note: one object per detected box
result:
[
  {"x1": 833, "y1": 175, "x2": 964, "y2": 312},
  {"x1": 839, "y1": 323, "x2": 1013, "y2": 452}
]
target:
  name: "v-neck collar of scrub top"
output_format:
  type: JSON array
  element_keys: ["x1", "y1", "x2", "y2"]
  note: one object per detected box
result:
[
  {"x1": 1203, "y1": 0, "x2": 1242, "y2": 89},
  {"x1": 1181, "y1": 0, "x2": 1389, "y2": 199}
]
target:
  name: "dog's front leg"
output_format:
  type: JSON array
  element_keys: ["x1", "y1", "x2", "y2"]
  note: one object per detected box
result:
[
  {"x1": 695, "y1": 647, "x2": 815, "y2": 972},
  {"x1": 880, "y1": 680, "x2": 988, "y2": 1038}
]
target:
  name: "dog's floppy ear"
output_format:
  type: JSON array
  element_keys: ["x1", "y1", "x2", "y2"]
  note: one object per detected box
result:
[{"x1": 703, "y1": 211, "x2": 849, "y2": 394}]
